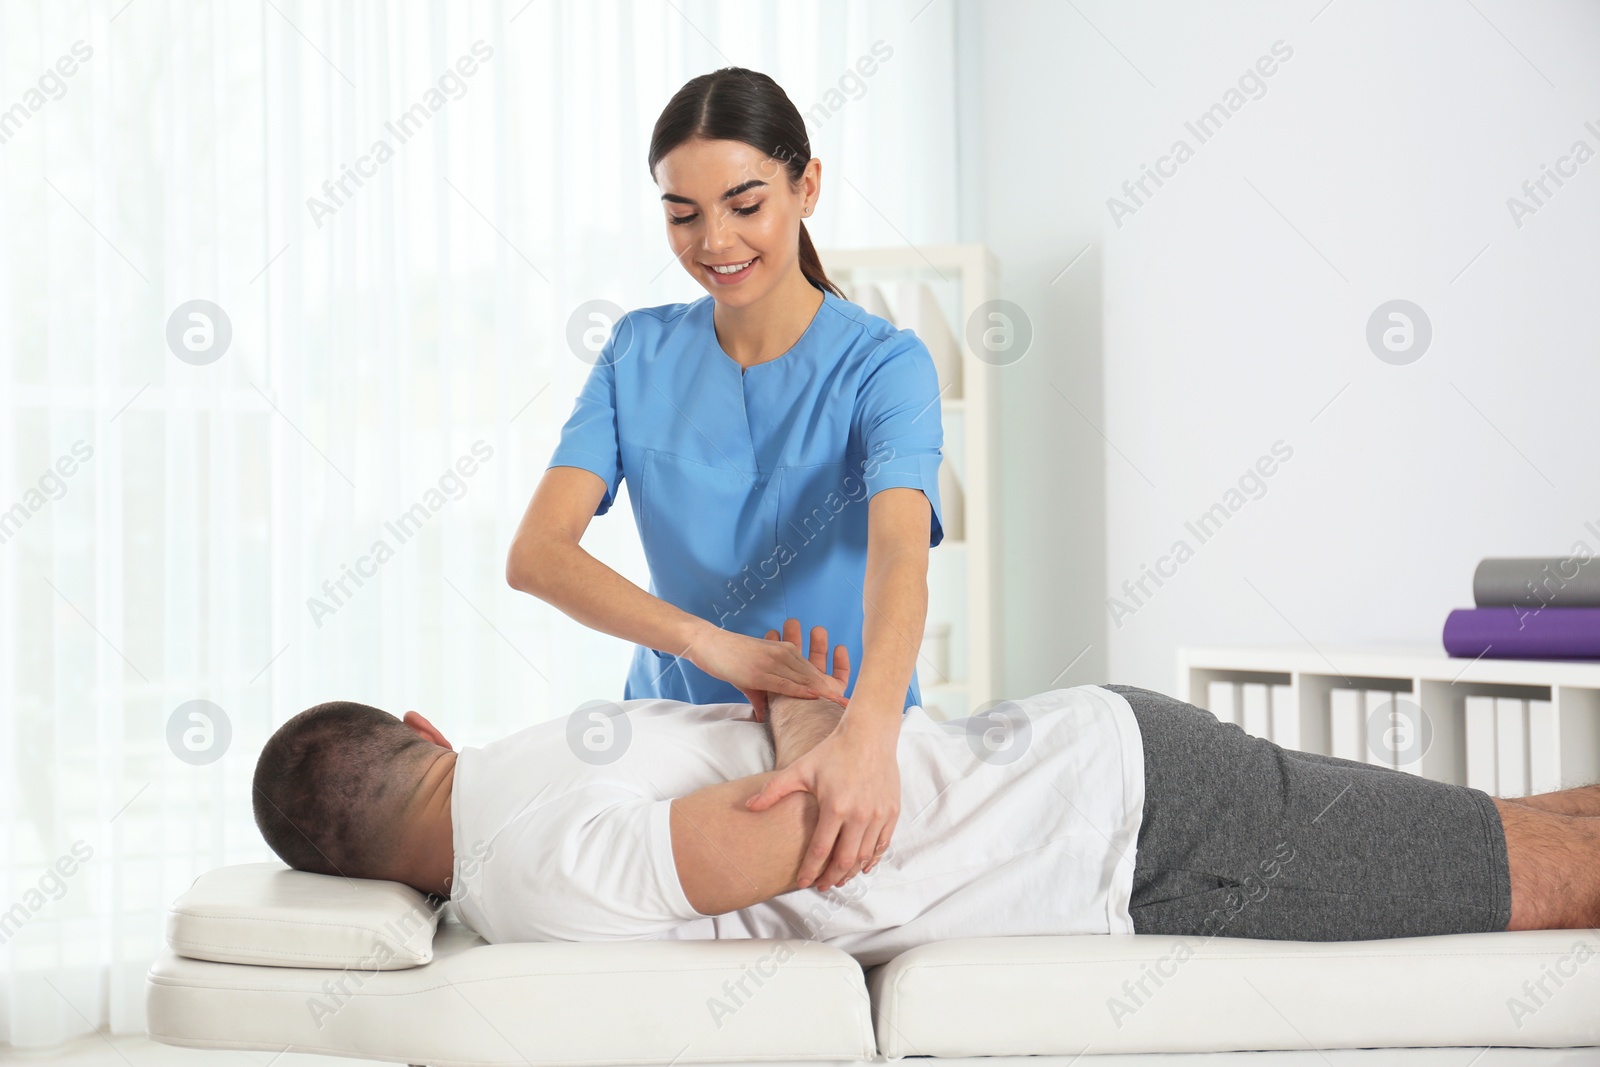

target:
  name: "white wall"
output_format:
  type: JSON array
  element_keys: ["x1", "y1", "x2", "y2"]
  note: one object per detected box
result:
[{"x1": 964, "y1": 0, "x2": 1600, "y2": 695}]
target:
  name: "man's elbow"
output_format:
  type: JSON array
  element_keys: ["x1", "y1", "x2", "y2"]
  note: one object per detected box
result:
[{"x1": 672, "y1": 785, "x2": 820, "y2": 915}]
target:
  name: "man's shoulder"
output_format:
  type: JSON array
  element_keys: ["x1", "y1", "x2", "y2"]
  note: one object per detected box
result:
[
  {"x1": 464, "y1": 699, "x2": 755, "y2": 769},
  {"x1": 615, "y1": 697, "x2": 746, "y2": 716}
]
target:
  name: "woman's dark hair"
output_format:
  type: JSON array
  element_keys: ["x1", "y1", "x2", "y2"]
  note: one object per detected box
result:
[{"x1": 649, "y1": 67, "x2": 844, "y2": 300}]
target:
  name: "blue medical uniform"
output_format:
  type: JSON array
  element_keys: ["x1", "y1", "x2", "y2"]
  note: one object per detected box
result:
[{"x1": 547, "y1": 285, "x2": 946, "y2": 712}]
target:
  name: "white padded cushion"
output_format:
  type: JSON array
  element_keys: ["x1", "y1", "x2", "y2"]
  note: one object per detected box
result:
[
  {"x1": 147, "y1": 922, "x2": 875, "y2": 1066},
  {"x1": 868, "y1": 931, "x2": 1600, "y2": 1056},
  {"x1": 166, "y1": 862, "x2": 441, "y2": 969}
]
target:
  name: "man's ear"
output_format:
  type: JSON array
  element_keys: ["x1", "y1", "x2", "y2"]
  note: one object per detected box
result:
[{"x1": 402, "y1": 710, "x2": 453, "y2": 750}]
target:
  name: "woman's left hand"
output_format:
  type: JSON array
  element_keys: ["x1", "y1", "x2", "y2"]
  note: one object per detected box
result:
[{"x1": 744, "y1": 710, "x2": 901, "y2": 890}]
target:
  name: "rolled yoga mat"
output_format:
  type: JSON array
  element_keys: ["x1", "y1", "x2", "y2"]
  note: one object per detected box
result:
[
  {"x1": 1443, "y1": 607, "x2": 1600, "y2": 659},
  {"x1": 1473, "y1": 557, "x2": 1600, "y2": 608}
]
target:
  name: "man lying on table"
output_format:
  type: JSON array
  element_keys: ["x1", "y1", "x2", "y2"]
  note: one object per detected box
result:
[{"x1": 252, "y1": 619, "x2": 1591, "y2": 967}]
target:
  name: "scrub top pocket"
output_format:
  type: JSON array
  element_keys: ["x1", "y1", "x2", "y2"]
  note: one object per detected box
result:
[{"x1": 639, "y1": 448, "x2": 785, "y2": 631}]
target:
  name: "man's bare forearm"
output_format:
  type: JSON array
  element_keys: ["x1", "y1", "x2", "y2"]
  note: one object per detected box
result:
[{"x1": 767, "y1": 693, "x2": 843, "y2": 770}]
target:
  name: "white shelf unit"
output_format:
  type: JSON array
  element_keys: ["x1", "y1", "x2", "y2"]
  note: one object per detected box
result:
[
  {"x1": 1178, "y1": 646, "x2": 1600, "y2": 795},
  {"x1": 820, "y1": 244, "x2": 1000, "y2": 718}
]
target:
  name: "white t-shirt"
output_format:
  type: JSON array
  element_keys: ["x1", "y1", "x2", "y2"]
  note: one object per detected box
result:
[{"x1": 449, "y1": 684, "x2": 1145, "y2": 967}]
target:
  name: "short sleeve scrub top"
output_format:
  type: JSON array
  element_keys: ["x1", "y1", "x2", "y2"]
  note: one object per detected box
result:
[{"x1": 547, "y1": 285, "x2": 946, "y2": 713}]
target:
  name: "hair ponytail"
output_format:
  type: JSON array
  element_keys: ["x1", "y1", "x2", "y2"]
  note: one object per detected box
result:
[
  {"x1": 796, "y1": 221, "x2": 838, "y2": 299},
  {"x1": 649, "y1": 67, "x2": 846, "y2": 301}
]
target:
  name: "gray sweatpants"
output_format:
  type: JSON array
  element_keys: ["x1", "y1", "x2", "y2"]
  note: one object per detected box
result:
[{"x1": 1102, "y1": 684, "x2": 1513, "y2": 940}]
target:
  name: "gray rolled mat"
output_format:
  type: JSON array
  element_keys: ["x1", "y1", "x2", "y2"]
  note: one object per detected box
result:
[{"x1": 1473, "y1": 556, "x2": 1600, "y2": 608}]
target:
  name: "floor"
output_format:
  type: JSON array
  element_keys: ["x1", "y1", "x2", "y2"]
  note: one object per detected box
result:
[{"x1": 9, "y1": 1033, "x2": 1600, "y2": 1066}]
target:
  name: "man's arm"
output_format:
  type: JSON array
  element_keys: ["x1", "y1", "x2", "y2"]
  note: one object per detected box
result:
[
  {"x1": 763, "y1": 621, "x2": 850, "y2": 770},
  {"x1": 670, "y1": 771, "x2": 816, "y2": 915},
  {"x1": 667, "y1": 622, "x2": 850, "y2": 916},
  {"x1": 768, "y1": 693, "x2": 844, "y2": 770}
]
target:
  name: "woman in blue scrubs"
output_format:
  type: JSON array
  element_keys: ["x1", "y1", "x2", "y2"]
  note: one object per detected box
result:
[{"x1": 506, "y1": 67, "x2": 945, "y2": 893}]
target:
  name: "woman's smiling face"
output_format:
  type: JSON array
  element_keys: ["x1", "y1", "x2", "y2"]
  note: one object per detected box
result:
[{"x1": 654, "y1": 137, "x2": 819, "y2": 304}]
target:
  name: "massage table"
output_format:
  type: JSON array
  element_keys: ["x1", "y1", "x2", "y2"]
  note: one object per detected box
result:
[{"x1": 147, "y1": 862, "x2": 1600, "y2": 1064}]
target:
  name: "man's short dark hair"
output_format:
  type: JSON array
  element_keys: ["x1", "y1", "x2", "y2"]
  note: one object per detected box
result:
[{"x1": 252, "y1": 700, "x2": 432, "y2": 878}]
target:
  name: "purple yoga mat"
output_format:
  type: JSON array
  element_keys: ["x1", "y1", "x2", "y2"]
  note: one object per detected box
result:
[{"x1": 1443, "y1": 607, "x2": 1600, "y2": 659}]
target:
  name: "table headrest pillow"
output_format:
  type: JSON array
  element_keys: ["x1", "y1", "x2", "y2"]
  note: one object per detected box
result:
[{"x1": 166, "y1": 862, "x2": 443, "y2": 969}]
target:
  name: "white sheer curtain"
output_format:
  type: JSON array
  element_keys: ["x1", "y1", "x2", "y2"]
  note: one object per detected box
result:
[{"x1": 0, "y1": 0, "x2": 959, "y2": 1048}]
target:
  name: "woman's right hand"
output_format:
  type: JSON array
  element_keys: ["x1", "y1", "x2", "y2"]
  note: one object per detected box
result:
[{"x1": 685, "y1": 622, "x2": 849, "y2": 721}]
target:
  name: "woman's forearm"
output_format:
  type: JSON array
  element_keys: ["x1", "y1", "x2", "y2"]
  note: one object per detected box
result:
[
  {"x1": 511, "y1": 533, "x2": 711, "y2": 658},
  {"x1": 847, "y1": 549, "x2": 929, "y2": 729}
]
